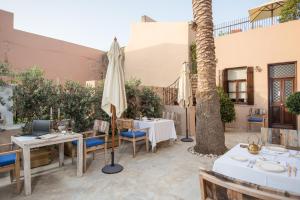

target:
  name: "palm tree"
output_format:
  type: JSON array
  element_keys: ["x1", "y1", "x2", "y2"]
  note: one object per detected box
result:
[{"x1": 192, "y1": 0, "x2": 226, "y2": 155}]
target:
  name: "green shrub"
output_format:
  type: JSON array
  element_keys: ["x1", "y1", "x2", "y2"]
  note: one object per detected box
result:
[
  {"x1": 12, "y1": 68, "x2": 162, "y2": 132},
  {"x1": 190, "y1": 43, "x2": 197, "y2": 74},
  {"x1": 217, "y1": 87, "x2": 236, "y2": 124},
  {"x1": 124, "y1": 78, "x2": 141, "y2": 119},
  {"x1": 0, "y1": 61, "x2": 12, "y2": 86},
  {"x1": 60, "y1": 81, "x2": 94, "y2": 132},
  {"x1": 139, "y1": 87, "x2": 162, "y2": 118},
  {"x1": 122, "y1": 79, "x2": 162, "y2": 119},
  {"x1": 285, "y1": 92, "x2": 300, "y2": 115},
  {"x1": 90, "y1": 80, "x2": 110, "y2": 122},
  {"x1": 13, "y1": 67, "x2": 59, "y2": 123},
  {"x1": 280, "y1": 0, "x2": 300, "y2": 23}
]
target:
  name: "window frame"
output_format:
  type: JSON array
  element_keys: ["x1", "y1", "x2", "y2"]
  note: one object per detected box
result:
[{"x1": 224, "y1": 66, "x2": 250, "y2": 105}]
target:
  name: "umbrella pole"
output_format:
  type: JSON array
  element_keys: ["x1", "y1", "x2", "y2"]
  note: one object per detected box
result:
[
  {"x1": 181, "y1": 107, "x2": 193, "y2": 142},
  {"x1": 102, "y1": 105, "x2": 124, "y2": 174}
]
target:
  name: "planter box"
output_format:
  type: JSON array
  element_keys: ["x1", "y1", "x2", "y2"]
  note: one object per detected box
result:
[{"x1": 21, "y1": 147, "x2": 55, "y2": 169}]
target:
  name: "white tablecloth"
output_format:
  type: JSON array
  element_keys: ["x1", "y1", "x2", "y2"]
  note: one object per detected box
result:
[
  {"x1": 134, "y1": 119, "x2": 177, "y2": 149},
  {"x1": 213, "y1": 144, "x2": 300, "y2": 194}
]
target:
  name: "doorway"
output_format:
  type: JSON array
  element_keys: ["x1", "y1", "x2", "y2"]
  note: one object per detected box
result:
[{"x1": 268, "y1": 62, "x2": 297, "y2": 129}]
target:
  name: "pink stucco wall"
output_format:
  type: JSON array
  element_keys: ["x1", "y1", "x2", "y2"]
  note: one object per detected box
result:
[
  {"x1": 0, "y1": 10, "x2": 106, "y2": 84},
  {"x1": 125, "y1": 20, "x2": 190, "y2": 87},
  {"x1": 214, "y1": 20, "x2": 300, "y2": 130}
]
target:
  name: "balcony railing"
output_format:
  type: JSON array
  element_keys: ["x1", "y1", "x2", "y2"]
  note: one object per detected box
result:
[{"x1": 213, "y1": 16, "x2": 280, "y2": 37}]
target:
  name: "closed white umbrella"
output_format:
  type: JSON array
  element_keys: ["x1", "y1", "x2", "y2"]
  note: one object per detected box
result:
[
  {"x1": 178, "y1": 62, "x2": 192, "y2": 108},
  {"x1": 101, "y1": 39, "x2": 127, "y2": 118},
  {"x1": 101, "y1": 38, "x2": 127, "y2": 174},
  {"x1": 177, "y1": 62, "x2": 193, "y2": 142}
]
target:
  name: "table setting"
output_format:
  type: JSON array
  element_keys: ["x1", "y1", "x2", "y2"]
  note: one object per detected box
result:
[
  {"x1": 134, "y1": 116, "x2": 177, "y2": 150},
  {"x1": 213, "y1": 136, "x2": 300, "y2": 195}
]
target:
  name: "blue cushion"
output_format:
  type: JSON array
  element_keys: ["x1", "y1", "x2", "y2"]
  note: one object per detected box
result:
[
  {"x1": 0, "y1": 153, "x2": 16, "y2": 167},
  {"x1": 248, "y1": 117, "x2": 263, "y2": 122},
  {"x1": 72, "y1": 138, "x2": 105, "y2": 148},
  {"x1": 121, "y1": 131, "x2": 146, "y2": 138}
]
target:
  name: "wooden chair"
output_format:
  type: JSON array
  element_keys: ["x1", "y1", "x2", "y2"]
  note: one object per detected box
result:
[
  {"x1": 199, "y1": 169, "x2": 300, "y2": 200},
  {"x1": 117, "y1": 119, "x2": 149, "y2": 157},
  {"x1": 162, "y1": 111, "x2": 176, "y2": 121},
  {"x1": 162, "y1": 111, "x2": 177, "y2": 128},
  {"x1": 0, "y1": 143, "x2": 21, "y2": 193},
  {"x1": 247, "y1": 108, "x2": 267, "y2": 131},
  {"x1": 261, "y1": 127, "x2": 299, "y2": 150},
  {"x1": 72, "y1": 120, "x2": 109, "y2": 172}
]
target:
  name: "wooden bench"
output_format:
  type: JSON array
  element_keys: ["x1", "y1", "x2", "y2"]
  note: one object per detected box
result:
[{"x1": 199, "y1": 169, "x2": 300, "y2": 200}]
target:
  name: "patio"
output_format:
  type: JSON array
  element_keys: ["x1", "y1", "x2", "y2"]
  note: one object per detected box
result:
[{"x1": 0, "y1": 131, "x2": 257, "y2": 200}]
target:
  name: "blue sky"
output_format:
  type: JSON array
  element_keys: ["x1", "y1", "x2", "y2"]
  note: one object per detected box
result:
[{"x1": 0, "y1": 0, "x2": 268, "y2": 51}]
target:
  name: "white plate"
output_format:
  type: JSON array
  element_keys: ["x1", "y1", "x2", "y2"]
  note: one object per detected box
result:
[
  {"x1": 230, "y1": 156, "x2": 248, "y2": 162},
  {"x1": 257, "y1": 161, "x2": 286, "y2": 173},
  {"x1": 265, "y1": 146, "x2": 288, "y2": 153}
]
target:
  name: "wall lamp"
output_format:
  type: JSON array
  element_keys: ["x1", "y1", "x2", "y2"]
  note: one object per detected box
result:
[{"x1": 255, "y1": 66, "x2": 262, "y2": 72}]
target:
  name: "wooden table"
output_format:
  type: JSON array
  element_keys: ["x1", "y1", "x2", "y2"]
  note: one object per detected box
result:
[{"x1": 11, "y1": 133, "x2": 83, "y2": 195}]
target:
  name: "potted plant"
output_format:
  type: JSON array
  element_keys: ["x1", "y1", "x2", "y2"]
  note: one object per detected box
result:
[
  {"x1": 217, "y1": 87, "x2": 236, "y2": 130},
  {"x1": 286, "y1": 92, "x2": 300, "y2": 116},
  {"x1": 285, "y1": 92, "x2": 300, "y2": 150}
]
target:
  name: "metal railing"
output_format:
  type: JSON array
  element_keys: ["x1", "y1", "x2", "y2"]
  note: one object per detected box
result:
[
  {"x1": 213, "y1": 16, "x2": 280, "y2": 37},
  {"x1": 162, "y1": 77, "x2": 179, "y2": 105}
]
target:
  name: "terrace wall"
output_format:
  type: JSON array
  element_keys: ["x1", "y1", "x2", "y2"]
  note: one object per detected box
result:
[{"x1": 0, "y1": 10, "x2": 107, "y2": 84}]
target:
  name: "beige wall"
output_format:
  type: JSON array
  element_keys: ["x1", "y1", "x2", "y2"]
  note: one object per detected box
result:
[
  {"x1": 0, "y1": 10, "x2": 107, "y2": 84},
  {"x1": 164, "y1": 105, "x2": 196, "y2": 136},
  {"x1": 124, "y1": 20, "x2": 190, "y2": 87},
  {"x1": 214, "y1": 20, "x2": 300, "y2": 130}
]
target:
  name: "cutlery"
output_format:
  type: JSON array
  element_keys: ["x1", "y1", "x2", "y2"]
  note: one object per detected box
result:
[
  {"x1": 247, "y1": 160, "x2": 256, "y2": 168},
  {"x1": 247, "y1": 160, "x2": 251, "y2": 167},
  {"x1": 293, "y1": 166, "x2": 297, "y2": 177},
  {"x1": 250, "y1": 160, "x2": 256, "y2": 168},
  {"x1": 287, "y1": 164, "x2": 292, "y2": 177}
]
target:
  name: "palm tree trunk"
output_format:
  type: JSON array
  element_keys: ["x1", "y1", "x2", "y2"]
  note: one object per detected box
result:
[{"x1": 192, "y1": 0, "x2": 226, "y2": 155}]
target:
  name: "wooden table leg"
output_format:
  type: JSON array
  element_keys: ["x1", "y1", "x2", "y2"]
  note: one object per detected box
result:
[
  {"x1": 77, "y1": 136, "x2": 83, "y2": 176},
  {"x1": 59, "y1": 143, "x2": 64, "y2": 167},
  {"x1": 23, "y1": 147, "x2": 31, "y2": 195}
]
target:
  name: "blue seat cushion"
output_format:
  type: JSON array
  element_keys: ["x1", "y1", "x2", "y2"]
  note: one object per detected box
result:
[
  {"x1": 121, "y1": 131, "x2": 146, "y2": 138},
  {"x1": 72, "y1": 138, "x2": 105, "y2": 148},
  {"x1": 0, "y1": 153, "x2": 16, "y2": 167},
  {"x1": 248, "y1": 117, "x2": 263, "y2": 122}
]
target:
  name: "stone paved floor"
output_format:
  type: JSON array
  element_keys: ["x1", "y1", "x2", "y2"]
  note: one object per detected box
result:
[{"x1": 0, "y1": 131, "x2": 259, "y2": 200}]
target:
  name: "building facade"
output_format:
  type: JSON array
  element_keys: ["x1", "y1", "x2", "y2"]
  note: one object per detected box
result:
[{"x1": 125, "y1": 16, "x2": 300, "y2": 131}]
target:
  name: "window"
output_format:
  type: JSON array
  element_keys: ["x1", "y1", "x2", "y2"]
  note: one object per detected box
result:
[{"x1": 223, "y1": 67, "x2": 254, "y2": 105}]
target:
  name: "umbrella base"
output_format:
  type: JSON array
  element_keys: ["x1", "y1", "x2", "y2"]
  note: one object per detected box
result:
[
  {"x1": 102, "y1": 164, "x2": 123, "y2": 174},
  {"x1": 181, "y1": 137, "x2": 194, "y2": 142}
]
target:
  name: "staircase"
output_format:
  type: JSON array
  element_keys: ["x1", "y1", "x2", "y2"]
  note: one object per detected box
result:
[
  {"x1": 162, "y1": 74, "x2": 197, "y2": 106},
  {"x1": 162, "y1": 77, "x2": 179, "y2": 105}
]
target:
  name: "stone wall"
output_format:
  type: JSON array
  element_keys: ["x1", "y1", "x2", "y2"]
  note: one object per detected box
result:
[{"x1": 0, "y1": 85, "x2": 13, "y2": 126}]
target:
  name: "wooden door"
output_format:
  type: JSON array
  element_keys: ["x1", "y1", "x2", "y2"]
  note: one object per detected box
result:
[{"x1": 269, "y1": 63, "x2": 296, "y2": 129}]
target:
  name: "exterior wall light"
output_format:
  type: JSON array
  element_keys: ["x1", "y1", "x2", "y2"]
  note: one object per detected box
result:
[{"x1": 255, "y1": 66, "x2": 262, "y2": 72}]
